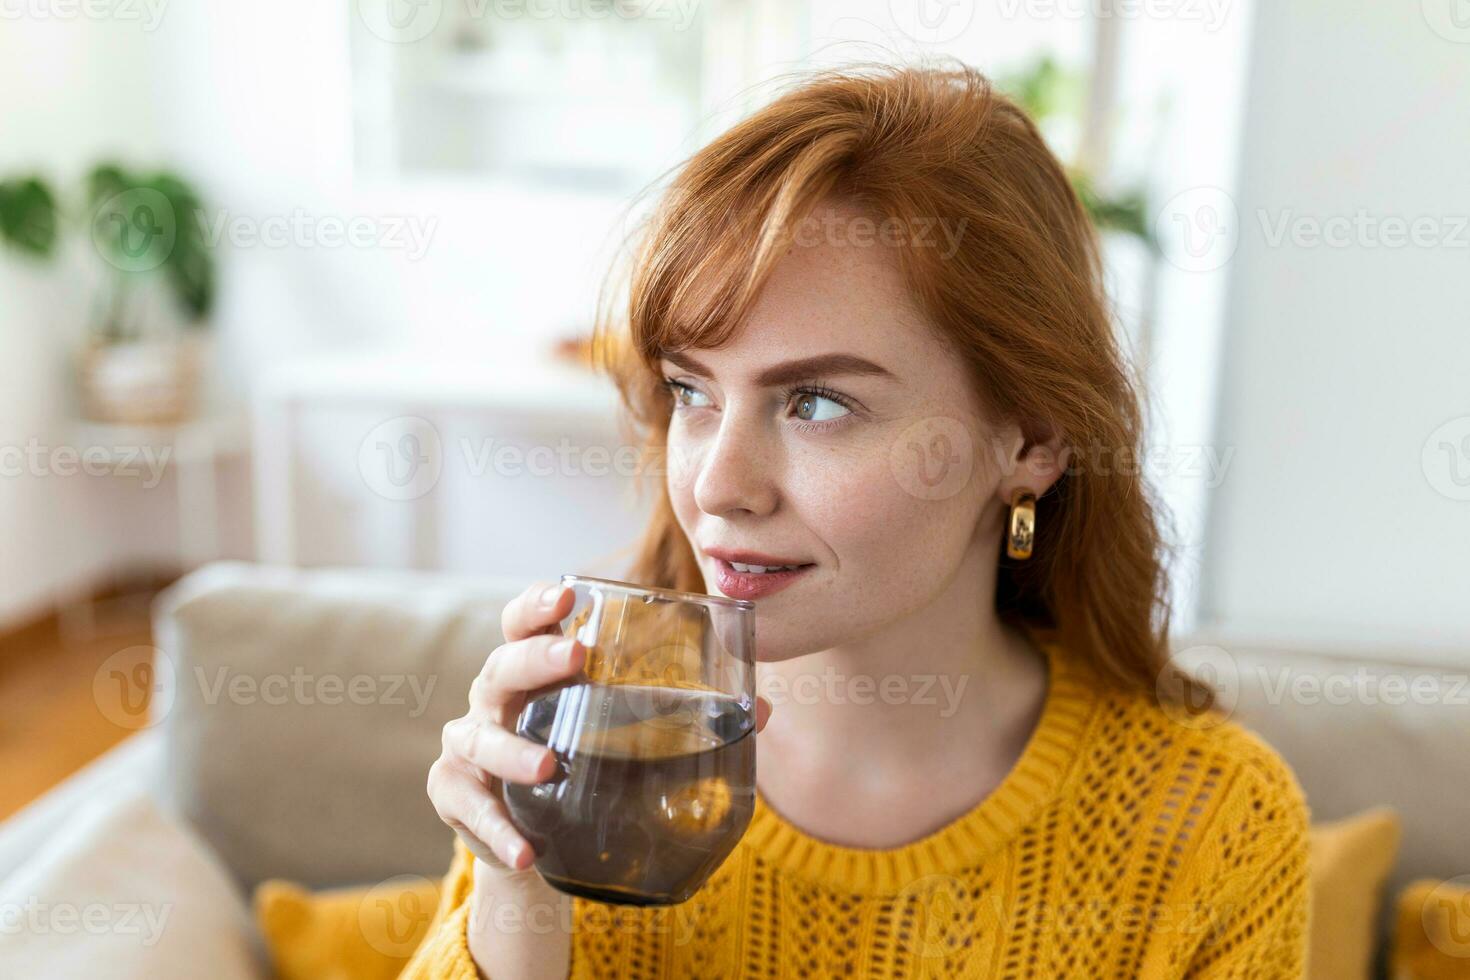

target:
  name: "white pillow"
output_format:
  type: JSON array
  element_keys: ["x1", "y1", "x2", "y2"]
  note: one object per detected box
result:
[{"x1": 0, "y1": 789, "x2": 267, "y2": 979}]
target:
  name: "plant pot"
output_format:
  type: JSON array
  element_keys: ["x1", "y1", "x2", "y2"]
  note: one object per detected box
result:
[{"x1": 78, "y1": 335, "x2": 204, "y2": 426}]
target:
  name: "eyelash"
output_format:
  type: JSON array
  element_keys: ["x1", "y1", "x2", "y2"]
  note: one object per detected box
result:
[{"x1": 659, "y1": 377, "x2": 858, "y2": 432}]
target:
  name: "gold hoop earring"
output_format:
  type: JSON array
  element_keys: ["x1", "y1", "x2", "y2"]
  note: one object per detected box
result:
[{"x1": 1006, "y1": 489, "x2": 1037, "y2": 560}]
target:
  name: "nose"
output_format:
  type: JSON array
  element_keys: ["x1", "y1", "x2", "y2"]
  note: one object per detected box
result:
[{"x1": 687, "y1": 410, "x2": 780, "y2": 518}]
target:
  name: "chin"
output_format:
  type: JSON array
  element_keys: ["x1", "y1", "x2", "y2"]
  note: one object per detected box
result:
[
  {"x1": 752, "y1": 642, "x2": 799, "y2": 664},
  {"x1": 746, "y1": 620, "x2": 833, "y2": 664}
]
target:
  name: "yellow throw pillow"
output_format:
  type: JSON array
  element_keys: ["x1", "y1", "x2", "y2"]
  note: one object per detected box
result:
[
  {"x1": 1392, "y1": 877, "x2": 1470, "y2": 980},
  {"x1": 1306, "y1": 806, "x2": 1402, "y2": 980},
  {"x1": 254, "y1": 873, "x2": 443, "y2": 980}
]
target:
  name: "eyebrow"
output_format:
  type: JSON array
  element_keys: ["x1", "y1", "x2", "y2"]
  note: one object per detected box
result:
[{"x1": 657, "y1": 350, "x2": 898, "y2": 388}]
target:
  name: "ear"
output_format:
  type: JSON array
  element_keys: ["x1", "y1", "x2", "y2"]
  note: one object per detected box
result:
[{"x1": 994, "y1": 419, "x2": 1070, "y2": 506}]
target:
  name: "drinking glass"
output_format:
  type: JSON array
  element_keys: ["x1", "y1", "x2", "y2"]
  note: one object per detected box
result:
[{"x1": 503, "y1": 574, "x2": 757, "y2": 906}]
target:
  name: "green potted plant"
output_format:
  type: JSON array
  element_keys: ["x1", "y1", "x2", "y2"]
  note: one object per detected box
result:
[
  {"x1": 0, "y1": 175, "x2": 60, "y2": 259},
  {"x1": 81, "y1": 163, "x2": 215, "y2": 425},
  {"x1": 998, "y1": 56, "x2": 1153, "y2": 248},
  {"x1": 0, "y1": 163, "x2": 215, "y2": 425}
]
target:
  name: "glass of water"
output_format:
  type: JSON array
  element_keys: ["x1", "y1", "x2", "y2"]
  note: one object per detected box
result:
[{"x1": 502, "y1": 574, "x2": 757, "y2": 906}]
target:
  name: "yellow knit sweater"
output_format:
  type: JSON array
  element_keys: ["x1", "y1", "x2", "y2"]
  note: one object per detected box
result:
[{"x1": 401, "y1": 636, "x2": 1312, "y2": 978}]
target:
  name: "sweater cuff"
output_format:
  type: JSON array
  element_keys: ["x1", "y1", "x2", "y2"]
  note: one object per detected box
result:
[{"x1": 398, "y1": 836, "x2": 483, "y2": 979}]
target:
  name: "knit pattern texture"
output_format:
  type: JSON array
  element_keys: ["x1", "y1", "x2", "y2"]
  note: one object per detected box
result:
[{"x1": 402, "y1": 636, "x2": 1311, "y2": 978}]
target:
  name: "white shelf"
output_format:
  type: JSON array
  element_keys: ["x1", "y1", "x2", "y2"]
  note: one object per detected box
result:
[
  {"x1": 67, "y1": 414, "x2": 251, "y2": 464},
  {"x1": 255, "y1": 348, "x2": 623, "y2": 420}
]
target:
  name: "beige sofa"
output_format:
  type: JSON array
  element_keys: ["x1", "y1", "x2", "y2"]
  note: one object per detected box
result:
[{"x1": 1, "y1": 561, "x2": 1464, "y2": 976}]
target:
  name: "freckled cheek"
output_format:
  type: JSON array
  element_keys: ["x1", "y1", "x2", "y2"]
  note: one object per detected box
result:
[
  {"x1": 667, "y1": 465, "x2": 700, "y2": 532},
  {"x1": 793, "y1": 452, "x2": 976, "y2": 575},
  {"x1": 661, "y1": 438, "x2": 697, "y2": 528},
  {"x1": 788, "y1": 450, "x2": 943, "y2": 562}
]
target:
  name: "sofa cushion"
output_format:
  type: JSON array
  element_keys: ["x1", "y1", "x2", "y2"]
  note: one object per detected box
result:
[
  {"x1": 0, "y1": 789, "x2": 266, "y2": 979},
  {"x1": 1173, "y1": 635, "x2": 1470, "y2": 956},
  {"x1": 152, "y1": 561, "x2": 527, "y2": 892},
  {"x1": 1391, "y1": 876, "x2": 1470, "y2": 978},
  {"x1": 253, "y1": 869, "x2": 443, "y2": 980},
  {"x1": 1305, "y1": 807, "x2": 1402, "y2": 980},
  {"x1": 0, "y1": 731, "x2": 163, "y2": 884}
]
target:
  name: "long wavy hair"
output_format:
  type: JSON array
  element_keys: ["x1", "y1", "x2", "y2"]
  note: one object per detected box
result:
[{"x1": 589, "y1": 62, "x2": 1205, "y2": 706}]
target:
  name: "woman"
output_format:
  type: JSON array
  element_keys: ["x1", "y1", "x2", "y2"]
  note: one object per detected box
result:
[{"x1": 406, "y1": 63, "x2": 1311, "y2": 979}]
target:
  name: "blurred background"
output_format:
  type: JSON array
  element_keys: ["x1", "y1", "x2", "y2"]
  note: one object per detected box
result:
[
  {"x1": 5, "y1": 0, "x2": 1470, "y2": 789},
  {"x1": 2, "y1": 3, "x2": 1469, "y2": 977},
  {"x1": 1, "y1": 1, "x2": 1469, "y2": 966}
]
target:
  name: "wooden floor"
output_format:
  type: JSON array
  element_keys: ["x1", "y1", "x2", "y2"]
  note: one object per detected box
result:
[{"x1": 0, "y1": 588, "x2": 161, "y2": 820}]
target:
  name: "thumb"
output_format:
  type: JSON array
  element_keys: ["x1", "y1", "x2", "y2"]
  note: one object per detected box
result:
[{"x1": 754, "y1": 695, "x2": 773, "y2": 734}]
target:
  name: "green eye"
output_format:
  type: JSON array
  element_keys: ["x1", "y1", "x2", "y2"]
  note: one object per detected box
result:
[
  {"x1": 663, "y1": 378, "x2": 709, "y2": 408},
  {"x1": 794, "y1": 392, "x2": 850, "y2": 422}
]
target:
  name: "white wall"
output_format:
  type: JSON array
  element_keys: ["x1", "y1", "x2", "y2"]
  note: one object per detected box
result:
[
  {"x1": 1202, "y1": 0, "x2": 1470, "y2": 651},
  {"x1": 0, "y1": 17, "x2": 174, "y2": 624},
  {"x1": 13, "y1": 2, "x2": 1462, "y2": 648},
  {"x1": 0, "y1": 6, "x2": 641, "y2": 627}
]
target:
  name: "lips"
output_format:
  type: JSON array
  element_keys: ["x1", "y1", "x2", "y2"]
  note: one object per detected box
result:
[
  {"x1": 702, "y1": 547, "x2": 811, "y2": 568},
  {"x1": 709, "y1": 556, "x2": 816, "y2": 600}
]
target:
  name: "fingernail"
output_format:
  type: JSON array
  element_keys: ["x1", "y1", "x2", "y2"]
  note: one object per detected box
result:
[
  {"x1": 541, "y1": 585, "x2": 564, "y2": 607},
  {"x1": 522, "y1": 745, "x2": 547, "y2": 776},
  {"x1": 505, "y1": 839, "x2": 525, "y2": 867}
]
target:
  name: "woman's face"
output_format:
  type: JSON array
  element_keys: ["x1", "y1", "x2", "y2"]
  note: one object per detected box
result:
[{"x1": 658, "y1": 200, "x2": 1058, "y2": 663}]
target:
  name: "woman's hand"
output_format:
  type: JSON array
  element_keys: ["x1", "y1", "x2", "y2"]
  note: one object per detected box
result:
[
  {"x1": 427, "y1": 579, "x2": 772, "y2": 978},
  {"x1": 431, "y1": 581, "x2": 584, "y2": 878},
  {"x1": 428, "y1": 581, "x2": 585, "y2": 978}
]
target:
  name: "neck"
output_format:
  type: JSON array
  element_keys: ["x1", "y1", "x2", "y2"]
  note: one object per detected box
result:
[{"x1": 755, "y1": 540, "x2": 1048, "y2": 776}]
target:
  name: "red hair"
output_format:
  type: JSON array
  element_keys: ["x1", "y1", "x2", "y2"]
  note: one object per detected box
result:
[{"x1": 591, "y1": 62, "x2": 1204, "y2": 706}]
